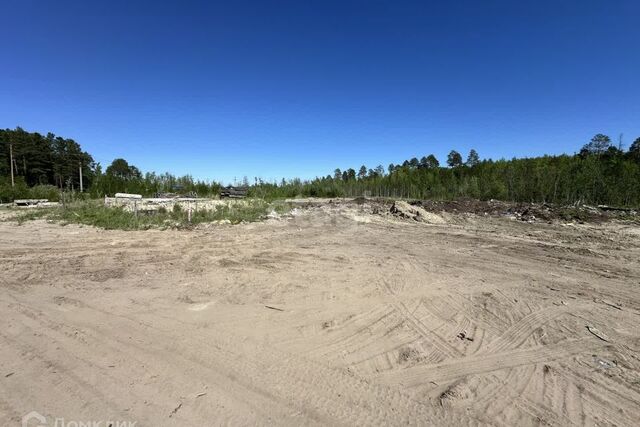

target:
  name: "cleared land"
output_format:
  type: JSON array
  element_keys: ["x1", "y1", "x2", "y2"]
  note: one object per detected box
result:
[{"x1": 1, "y1": 201, "x2": 639, "y2": 426}]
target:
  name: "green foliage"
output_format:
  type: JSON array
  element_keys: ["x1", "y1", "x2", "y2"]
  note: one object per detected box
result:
[
  {"x1": 581, "y1": 134, "x2": 611, "y2": 155},
  {"x1": 191, "y1": 200, "x2": 287, "y2": 224},
  {"x1": 629, "y1": 137, "x2": 640, "y2": 162},
  {"x1": 3, "y1": 128, "x2": 640, "y2": 208},
  {"x1": 89, "y1": 166, "x2": 221, "y2": 198},
  {"x1": 11, "y1": 207, "x2": 51, "y2": 224},
  {"x1": 9, "y1": 202, "x2": 142, "y2": 229},
  {"x1": 105, "y1": 158, "x2": 142, "y2": 180},
  {"x1": 0, "y1": 127, "x2": 94, "y2": 190},
  {"x1": 447, "y1": 150, "x2": 463, "y2": 167},
  {"x1": 0, "y1": 177, "x2": 61, "y2": 203},
  {"x1": 253, "y1": 137, "x2": 640, "y2": 206},
  {"x1": 1, "y1": 127, "x2": 221, "y2": 200},
  {"x1": 9, "y1": 199, "x2": 289, "y2": 230},
  {"x1": 466, "y1": 149, "x2": 480, "y2": 167},
  {"x1": 428, "y1": 155, "x2": 439, "y2": 168}
]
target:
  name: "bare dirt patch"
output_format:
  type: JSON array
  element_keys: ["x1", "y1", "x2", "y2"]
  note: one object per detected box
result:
[{"x1": 1, "y1": 202, "x2": 639, "y2": 425}]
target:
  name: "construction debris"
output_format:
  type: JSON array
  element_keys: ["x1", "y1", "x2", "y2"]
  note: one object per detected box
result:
[
  {"x1": 220, "y1": 186, "x2": 248, "y2": 199},
  {"x1": 114, "y1": 193, "x2": 142, "y2": 199},
  {"x1": 13, "y1": 199, "x2": 49, "y2": 206}
]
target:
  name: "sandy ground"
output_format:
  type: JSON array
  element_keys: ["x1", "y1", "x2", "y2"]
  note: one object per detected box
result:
[{"x1": 1, "y1": 203, "x2": 639, "y2": 426}]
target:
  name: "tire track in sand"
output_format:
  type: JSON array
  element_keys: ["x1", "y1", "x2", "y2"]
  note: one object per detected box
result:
[
  {"x1": 2, "y1": 295, "x2": 479, "y2": 426},
  {"x1": 381, "y1": 278, "x2": 462, "y2": 360},
  {"x1": 486, "y1": 305, "x2": 578, "y2": 352},
  {"x1": 377, "y1": 338, "x2": 604, "y2": 387},
  {"x1": 456, "y1": 304, "x2": 587, "y2": 423}
]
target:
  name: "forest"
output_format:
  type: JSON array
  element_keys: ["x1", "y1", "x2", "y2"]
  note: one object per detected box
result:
[
  {"x1": 0, "y1": 127, "x2": 219, "y2": 202},
  {"x1": 2, "y1": 127, "x2": 639, "y2": 206}
]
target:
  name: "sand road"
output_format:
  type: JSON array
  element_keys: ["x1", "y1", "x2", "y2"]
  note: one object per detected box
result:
[{"x1": 1, "y1": 205, "x2": 639, "y2": 426}]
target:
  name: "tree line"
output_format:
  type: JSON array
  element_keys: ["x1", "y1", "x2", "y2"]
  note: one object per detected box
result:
[
  {"x1": 0, "y1": 127, "x2": 94, "y2": 190},
  {"x1": 252, "y1": 134, "x2": 640, "y2": 206},
  {"x1": 90, "y1": 158, "x2": 220, "y2": 199},
  {"x1": 2, "y1": 127, "x2": 640, "y2": 206},
  {"x1": 0, "y1": 127, "x2": 220, "y2": 202}
]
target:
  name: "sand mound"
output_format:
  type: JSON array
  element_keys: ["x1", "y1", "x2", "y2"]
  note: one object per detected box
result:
[{"x1": 390, "y1": 200, "x2": 446, "y2": 224}]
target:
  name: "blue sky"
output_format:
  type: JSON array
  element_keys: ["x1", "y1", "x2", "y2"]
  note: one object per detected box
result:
[{"x1": 1, "y1": 0, "x2": 639, "y2": 183}]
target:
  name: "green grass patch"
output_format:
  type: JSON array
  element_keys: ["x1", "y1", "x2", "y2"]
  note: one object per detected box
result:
[
  {"x1": 11, "y1": 208, "x2": 52, "y2": 224},
  {"x1": 7, "y1": 199, "x2": 291, "y2": 230}
]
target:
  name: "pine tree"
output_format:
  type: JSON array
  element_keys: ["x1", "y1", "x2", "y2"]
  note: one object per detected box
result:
[
  {"x1": 447, "y1": 150, "x2": 463, "y2": 167},
  {"x1": 628, "y1": 137, "x2": 640, "y2": 162},
  {"x1": 358, "y1": 165, "x2": 367, "y2": 179},
  {"x1": 466, "y1": 149, "x2": 480, "y2": 167},
  {"x1": 581, "y1": 134, "x2": 611, "y2": 155}
]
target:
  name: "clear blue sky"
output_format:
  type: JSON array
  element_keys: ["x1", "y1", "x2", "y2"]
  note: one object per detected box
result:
[{"x1": 1, "y1": 0, "x2": 639, "y2": 184}]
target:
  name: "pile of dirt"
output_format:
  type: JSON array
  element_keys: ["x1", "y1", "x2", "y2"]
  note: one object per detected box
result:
[
  {"x1": 284, "y1": 197, "x2": 637, "y2": 224},
  {"x1": 410, "y1": 199, "x2": 638, "y2": 223},
  {"x1": 390, "y1": 201, "x2": 446, "y2": 224}
]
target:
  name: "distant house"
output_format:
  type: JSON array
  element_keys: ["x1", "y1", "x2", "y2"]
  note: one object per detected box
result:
[{"x1": 220, "y1": 185, "x2": 248, "y2": 198}]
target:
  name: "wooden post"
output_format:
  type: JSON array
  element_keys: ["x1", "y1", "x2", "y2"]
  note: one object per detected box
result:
[
  {"x1": 9, "y1": 143, "x2": 15, "y2": 187},
  {"x1": 79, "y1": 161, "x2": 83, "y2": 192}
]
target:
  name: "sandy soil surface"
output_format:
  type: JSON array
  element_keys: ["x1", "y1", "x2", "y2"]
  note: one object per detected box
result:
[{"x1": 1, "y1": 203, "x2": 639, "y2": 426}]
